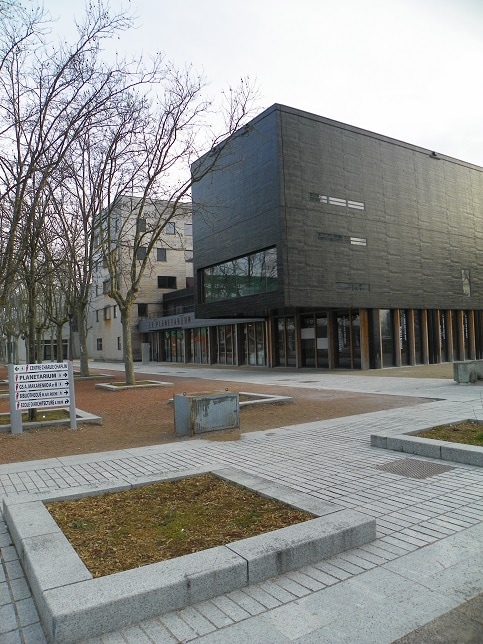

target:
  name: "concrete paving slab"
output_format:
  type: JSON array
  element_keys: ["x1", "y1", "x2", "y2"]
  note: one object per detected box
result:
[{"x1": 1, "y1": 363, "x2": 483, "y2": 643}]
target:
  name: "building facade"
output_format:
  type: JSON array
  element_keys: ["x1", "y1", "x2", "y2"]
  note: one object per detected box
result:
[
  {"x1": 91, "y1": 197, "x2": 193, "y2": 362},
  {"x1": 189, "y1": 103, "x2": 483, "y2": 370}
]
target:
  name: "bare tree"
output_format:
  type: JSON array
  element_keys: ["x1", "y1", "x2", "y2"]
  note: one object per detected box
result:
[
  {"x1": 0, "y1": 0, "x2": 258, "y2": 388},
  {"x1": 0, "y1": 0, "x2": 133, "y2": 314},
  {"x1": 93, "y1": 71, "x2": 258, "y2": 384}
]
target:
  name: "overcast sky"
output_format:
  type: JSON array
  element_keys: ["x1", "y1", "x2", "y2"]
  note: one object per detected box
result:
[{"x1": 45, "y1": 0, "x2": 483, "y2": 166}]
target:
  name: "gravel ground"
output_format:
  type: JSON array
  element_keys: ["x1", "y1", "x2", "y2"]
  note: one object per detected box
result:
[{"x1": 0, "y1": 365, "x2": 441, "y2": 464}]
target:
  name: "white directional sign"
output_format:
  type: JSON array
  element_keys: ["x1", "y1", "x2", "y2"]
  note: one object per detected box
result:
[
  {"x1": 13, "y1": 362, "x2": 69, "y2": 373},
  {"x1": 15, "y1": 380, "x2": 70, "y2": 391},
  {"x1": 12, "y1": 362, "x2": 71, "y2": 410},
  {"x1": 14, "y1": 398, "x2": 72, "y2": 410},
  {"x1": 8, "y1": 361, "x2": 77, "y2": 433}
]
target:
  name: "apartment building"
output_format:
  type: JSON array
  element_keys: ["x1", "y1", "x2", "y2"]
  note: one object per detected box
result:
[{"x1": 91, "y1": 196, "x2": 192, "y2": 362}]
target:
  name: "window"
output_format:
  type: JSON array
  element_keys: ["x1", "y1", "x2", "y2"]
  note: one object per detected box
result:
[
  {"x1": 202, "y1": 247, "x2": 278, "y2": 303},
  {"x1": 136, "y1": 246, "x2": 147, "y2": 260},
  {"x1": 113, "y1": 305, "x2": 117, "y2": 318},
  {"x1": 138, "y1": 218, "x2": 146, "y2": 232},
  {"x1": 157, "y1": 248, "x2": 167, "y2": 262},
  {"x1": 462, "y1": 269, "x2": 471, "y2": 296},
  {"x1": 184, "y1": 222, "x2": 192, "y2": 237},
  {"x1": 117, "y1": 336, "x2": 121, "y2": 350},
  {"x1": 96, "y1": 338, "x2": 102, "y2": 350},
  {"x1": 103, "y1": 306, "x2": 111, "y2": 320},
  {"x1": 336, "y1": 282, "x2": 370, "y2": 292},
  {"x1": 158, "y1": 276, "x2": 177, "y2": 289},
  {"x1": 350, "y1": 237, "x2": 367, "y2": 246},
  {"x1": 184, "y1": 250, "x2": 193, "y2": 262},
  {"x1": 165, "y1": 222, "x2": 176, "y2": 235},
  {"x1": 103, "y1": 279, "x2": 111, "y2": 294},
  {"x1": 95, "y1": 310, "x2": 99, "y2": 322},
  {"x1": 138, "y1": 303, "x2": 148, "y2": 317},
  {"x1": 309, "y1": 192, "x2": 365, "y2": 211},
  {"x1": 328, "y1": 196, "x2": 347, "y2": 207},
  {"x1": 309, "y1": 192, "x2": 328, "y2": 204},
  {"x1": 317, "y1": 232, "x2": 367, "y2": 246}
]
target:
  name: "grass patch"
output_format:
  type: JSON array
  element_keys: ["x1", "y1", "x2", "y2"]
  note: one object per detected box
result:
[
  {"x1": 107, "y1": 381, "x2": 158, "y2": 387},
  {"x1": 0, "y1": 409, "x2": 70, "y2": 425},
  {"x1": 46, "y1": 473, "x2": 313, "y2": 577},
  {"x1": 417, "y1": 420, "x2": 483, "y2": 446}
]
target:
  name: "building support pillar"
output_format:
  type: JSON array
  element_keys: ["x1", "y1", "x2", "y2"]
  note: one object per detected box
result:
[
  {"x1": 359, "y1": 309, "x2": 370, "y2": 370},
  {"x1": 421, "y1": 310, "x2": 430, "y2": 364}
]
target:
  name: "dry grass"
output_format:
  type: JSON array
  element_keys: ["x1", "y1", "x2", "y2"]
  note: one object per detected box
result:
[
  {"x1": 0, "y1": 409, "x2": 70, "y2": 425},
  {"x1": 46, "y1": 474, "x2": 313, "y2": 577},
  {"x1": 417, "y1": 420, "x2": 483, "y2": 446}
]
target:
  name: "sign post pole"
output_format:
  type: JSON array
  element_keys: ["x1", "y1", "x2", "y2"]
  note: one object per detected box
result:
[
  {"x1": 8, "y1": 363, "x2": 23, "y2": 435},
  {"x1": 68, "y1": 360, "x2": 77, "y2": 430}
]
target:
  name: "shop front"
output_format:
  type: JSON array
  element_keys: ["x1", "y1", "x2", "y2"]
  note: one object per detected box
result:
[{"x1": 139, "y1": 314, "x2": 268, "y2": 366}]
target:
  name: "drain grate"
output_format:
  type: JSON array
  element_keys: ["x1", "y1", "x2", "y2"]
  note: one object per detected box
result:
[{"x1": 376, "y1": 458, "x2": 454, "y2": 479}]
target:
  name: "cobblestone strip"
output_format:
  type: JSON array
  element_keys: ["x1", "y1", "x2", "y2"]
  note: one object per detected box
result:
[
  {"x1": 84, "y1": 538, "x2": 418, "y2": 644},
  {"x1": 0, "y1": 510, "x2": 46, "y2": 644},
  {"x1": 1, "y1": 397, "x2": 482, "y2": 643},
  {"x1": 0, "y1": 450, "x2": 220, "y2": 498}
]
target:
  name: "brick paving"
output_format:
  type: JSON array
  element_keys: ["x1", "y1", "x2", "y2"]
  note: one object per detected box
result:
[{"x1": 0, "y1": 364, "x2": 482, "y2": 643}]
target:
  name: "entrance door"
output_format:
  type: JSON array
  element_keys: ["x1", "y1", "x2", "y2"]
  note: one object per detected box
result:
[
  {"x1": 275, "y1": 317, "x2": 296, "y2": 367},
  {"x1": 316, "y1": 314, "x2": 329, "y2": 368},
  {"x1": 334, "y1": 310, "x2": 361, "y2": 369},
  {"x1": 300, "y1": 315, "x2": 316, "y2": 367}
]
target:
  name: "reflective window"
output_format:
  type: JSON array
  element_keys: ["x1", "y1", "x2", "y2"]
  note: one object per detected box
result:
[
  {"x1": 381, "y1": 309, "x2": 394, "y2": 367},
  {"x1": 202, "y1": 247, "x2": 278, "y2": 303}
]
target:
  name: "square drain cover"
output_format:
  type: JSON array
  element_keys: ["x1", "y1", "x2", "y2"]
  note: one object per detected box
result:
[{"x1": 376, "y1": 458, "x2": 454, "y2": 479}]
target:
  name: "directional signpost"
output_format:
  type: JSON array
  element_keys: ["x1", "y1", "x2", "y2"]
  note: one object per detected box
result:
[{"x1": 8, "y1": 361, "x2": 77, "y2": 435}]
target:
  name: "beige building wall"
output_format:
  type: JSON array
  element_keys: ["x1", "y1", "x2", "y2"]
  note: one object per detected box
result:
[{"x1": 91, "y1": 198, "x2": 192, "y2": 362}]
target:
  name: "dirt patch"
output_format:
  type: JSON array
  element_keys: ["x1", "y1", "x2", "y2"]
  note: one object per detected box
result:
[
  {"x1": 0, "y1": 366, "x2": 432, "y2": 464},
  {"x1": 46, "y1": 473, "x2": 313, "y2": 577}
]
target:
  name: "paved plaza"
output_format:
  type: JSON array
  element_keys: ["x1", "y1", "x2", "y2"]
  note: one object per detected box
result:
[{"x1": 1, "y1": 364, "x2": 482, "y2": 643}]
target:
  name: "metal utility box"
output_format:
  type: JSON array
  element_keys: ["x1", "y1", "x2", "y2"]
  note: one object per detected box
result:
[{"x1": 174, "y1": 393, "x2": 240, "y2": 436}]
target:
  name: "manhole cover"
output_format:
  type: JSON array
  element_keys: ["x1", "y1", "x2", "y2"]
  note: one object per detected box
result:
[{"x1": 376, "y1": 458, "x2": 454, "y2": 479}]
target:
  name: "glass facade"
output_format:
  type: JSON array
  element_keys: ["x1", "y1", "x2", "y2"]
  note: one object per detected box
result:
[
  {"x1": 237, "y1": 322, "x2": 265, "y2": 366},
  {"x1": 334, "y1": 311, "x2": 361, "y2": 369},
  {"x1": 316, "y1": 314, "x2": 329, "y2": 368},
  {"x1": 380, "y1": 309, "x2": 394, "y2": 367},
  {"x1": 213, "y1": 324, "x2": 235, "y2": 364},
  {"x1": 414, "y1": 310, "x2": 424, "y2": 364},
  {"x1": 190, "y1": 328, "x2": 209, "y2": 363},
  {"x1": 275, "y1": 317, "x2": 296, "y2": 367},
  {"x1": 202, "y1": 247, "x2": 278, "y2": 303},
  {"x1": 163, "y1": 329, "x2": 184, "y2": 362},
  {"x1": 141, "y1": 306, "x2": 483, "y2": 371},
  {"x1": 300, "y1": 315, "x2": 316, "y2": 367}
]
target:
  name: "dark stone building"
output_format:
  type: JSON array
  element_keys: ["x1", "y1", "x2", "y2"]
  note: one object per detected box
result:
[{"x1": 192, "y1": 103, "x2": 483, "y2": 369}]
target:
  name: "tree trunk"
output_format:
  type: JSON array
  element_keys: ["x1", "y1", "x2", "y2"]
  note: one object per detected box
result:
[
  {"x1": 121, "y1": 305, "x2": 135, "y2": 385},
  {"x1": 6, "y1": 335, "x2": 13, "y2": 363},
  {"x1": 78, "y1": 307, "x2": 90, "y2": 377},
  {"x1": 56, "y1": 323, "x2": 64, "y2": 361},
  {"x1": 36, "y1": 326, "x2": 44, "y2": 362}
]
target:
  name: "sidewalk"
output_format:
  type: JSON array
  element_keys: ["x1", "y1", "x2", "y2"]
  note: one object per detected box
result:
[{"x1": 1, "y1": 364, "x2": 482, "y2": 643}]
